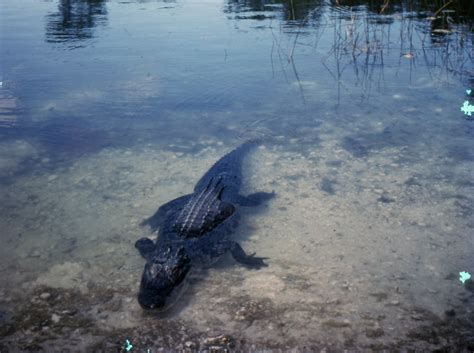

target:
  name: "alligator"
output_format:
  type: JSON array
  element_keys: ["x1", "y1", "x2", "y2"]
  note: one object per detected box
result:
[{"x1": 135, "y1": 141, "x2": 274, "y2": 310}]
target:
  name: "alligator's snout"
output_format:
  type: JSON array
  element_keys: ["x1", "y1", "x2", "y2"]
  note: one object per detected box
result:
[
  {"x1": 138, "y1": 289, "x2": 166, "y2": 309},
  {"x1": 137, "y1": 246, "x2": 191, "y2": 310}
]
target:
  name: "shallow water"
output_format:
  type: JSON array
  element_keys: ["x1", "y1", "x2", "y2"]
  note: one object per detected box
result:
[{"x1": 1, "y1": 0, "x2": 473, "y2": 351}]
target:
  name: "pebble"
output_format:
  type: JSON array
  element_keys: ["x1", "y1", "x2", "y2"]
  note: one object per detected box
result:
[
  {"x1": 31, "y1": 250, "x2": 41, "y2": 258},
  {"x1": 366, "y1": 327, "x2": 384, "y2": 338},
  {"x1": 322, "y1": 319, "x2": 351, "y2": 328},
  {"x1": 40, "y1": 292, "x2": 51, "y2": 300},
  {"x1": 184, "y1": 341, "x2": 195, "y2": 349},
  {"x1": 203, "y1": 334, "x2": 232, "y2": 346},
  {"x1": 51, "y1": 313, "x2": 61, "y2": 323}
]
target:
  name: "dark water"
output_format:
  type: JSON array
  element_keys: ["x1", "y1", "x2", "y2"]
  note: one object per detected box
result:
[{"x1": 1, "y1": 0, "x2": 473, "y2": 351}]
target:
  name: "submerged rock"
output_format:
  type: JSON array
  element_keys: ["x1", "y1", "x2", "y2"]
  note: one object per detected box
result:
[{"x1": 203, "y1": 334, "x2": 234, "y2": 349}]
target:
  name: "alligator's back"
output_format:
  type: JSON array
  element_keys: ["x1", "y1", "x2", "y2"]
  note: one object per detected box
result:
[
  {"x1": 193, "y1": 140, "x2": 258, "y2": 195},
  {"x1": 159, "y1": 141, "x2": 259, "y2": 240}
]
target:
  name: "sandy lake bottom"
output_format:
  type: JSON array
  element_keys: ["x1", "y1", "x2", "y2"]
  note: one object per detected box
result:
[{"x1": 0, "y1": 133, "x2": 473, "y2": 351}]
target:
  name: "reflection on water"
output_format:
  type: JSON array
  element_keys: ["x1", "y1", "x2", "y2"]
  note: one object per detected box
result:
[
  {"x1": 1, "y1": 0, "x2": 474, "y2": 350},
  {"x1": 224, "y1": 0, "x2": 472, "y2": 101},
  {"x1": 225, "y1": 0, "x2": 325, "y2": 21},
  {"x1": 45, "y1": 0, "x2": 107, "y2": 46},
  {"x1": 226, "y1": 0, "x2": 473, "y2": 24}
]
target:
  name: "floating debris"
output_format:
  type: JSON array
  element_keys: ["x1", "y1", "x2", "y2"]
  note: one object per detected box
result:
[
  {"x1": 460, "y1": 100, "x2": 474, "y2": 116},
  {"x1": 459, "y1": 271, "x2": 471, "y2": 284},
  {"x1": 202, "y1": 334, "x2": 234, "y2": 351},
  {"x1": 432, "y1": 28, "x2": 452, "y2": 35}
]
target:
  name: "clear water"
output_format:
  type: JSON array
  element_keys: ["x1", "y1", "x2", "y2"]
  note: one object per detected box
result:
[{"x1": 1, "y1": 0, "x2": 473, "y2": 351}]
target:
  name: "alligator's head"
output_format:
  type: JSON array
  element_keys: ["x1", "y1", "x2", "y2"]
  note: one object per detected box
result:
[{"x1": 137, "y1": 245, "x2": 191, "y2": 310}]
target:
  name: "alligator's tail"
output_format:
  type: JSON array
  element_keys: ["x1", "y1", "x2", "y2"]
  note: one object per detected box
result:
[
  {"x1": 193, "y1": 139, "x2": 261, "y2": 192},
  {"x1": 237, "y1": 115, "x2": 281, "y2": 144},
  {"x1": 224, "y1": 138, "x2": 263, "y2": 163}
]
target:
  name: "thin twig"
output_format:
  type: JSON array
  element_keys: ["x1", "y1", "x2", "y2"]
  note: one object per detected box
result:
[{"x1": 434, "y1": 0, "x2": 454, "y2": 17}]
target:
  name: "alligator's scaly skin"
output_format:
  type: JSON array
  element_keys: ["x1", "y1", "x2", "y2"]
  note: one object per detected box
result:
[{"x1": 135, "y1": 141, "x2": 274, "y2": 309}]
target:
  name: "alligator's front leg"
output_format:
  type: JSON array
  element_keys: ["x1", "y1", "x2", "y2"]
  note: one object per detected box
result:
[
  {"x1": 217, "y1": 241, "x2": 268, "y2": 269},
  {"x1": 135, "y1": 237, "x2": 155, "y2": 260},
  {"x1": 232, "y1": 191, "x2": 276, "y2": 207}
]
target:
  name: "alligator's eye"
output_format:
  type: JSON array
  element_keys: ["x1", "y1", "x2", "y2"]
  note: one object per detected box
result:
[
  {"x1": 148, "y1": 264, "x2": 160, "y2": 277},
  {"x1": 171, "y1": 267, "x2": 181, "y2": 278}
]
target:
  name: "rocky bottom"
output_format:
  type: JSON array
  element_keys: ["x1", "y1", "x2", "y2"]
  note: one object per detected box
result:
[
  {"x1": 1, "y1": 281, "x2": 473, "y2": 352},
  {"x1": 0, "y1": 142, "x2": 473, "y2": 352}
]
